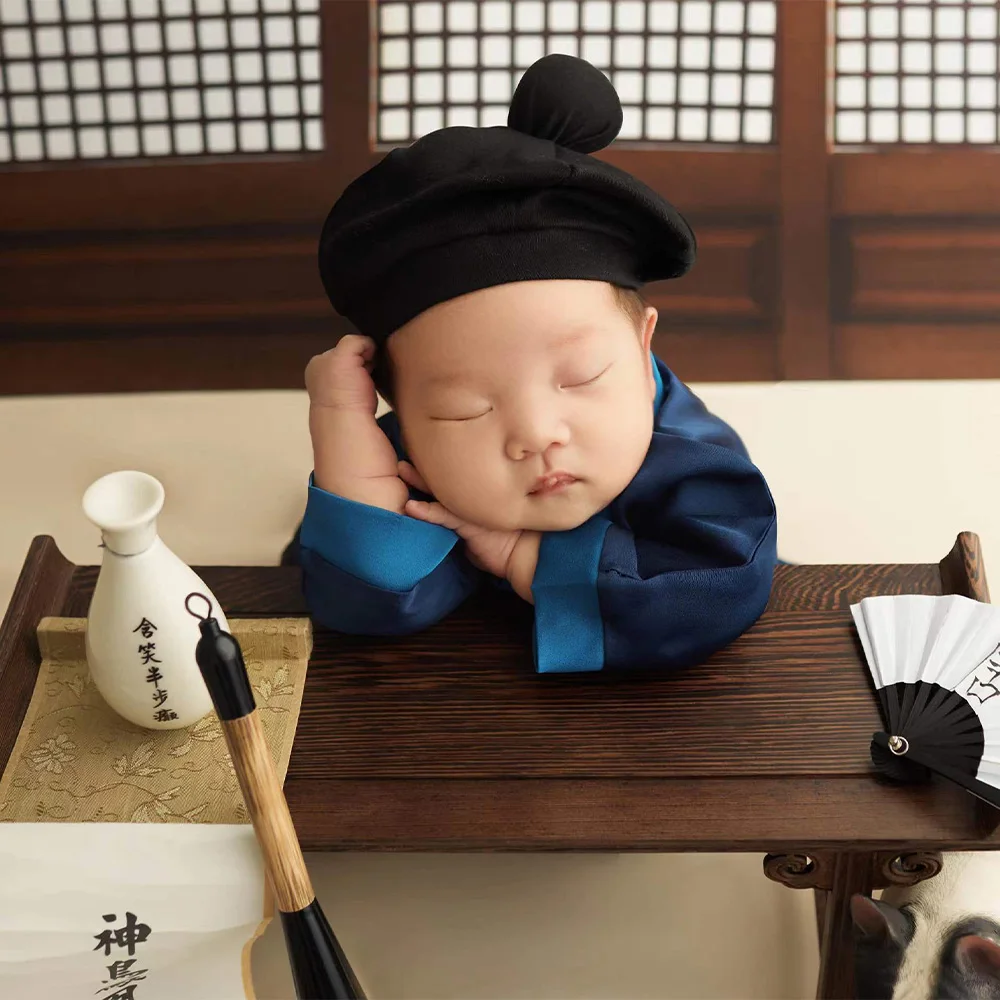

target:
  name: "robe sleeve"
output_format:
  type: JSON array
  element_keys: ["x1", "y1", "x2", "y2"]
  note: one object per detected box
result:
[
  {"x1": 298, "y1": 475, "x2": 482, "y2": 636},
  {"x1": 529, "y1": 432, "x2": 777, "y2": 674}
]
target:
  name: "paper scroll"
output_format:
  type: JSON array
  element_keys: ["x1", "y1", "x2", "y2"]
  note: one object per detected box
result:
[{"x1": 0, "y1": 821, "x2": 271, "y2": 1000}]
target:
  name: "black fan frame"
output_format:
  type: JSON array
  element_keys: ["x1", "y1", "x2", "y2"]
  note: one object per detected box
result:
[
  {"x1": 870, "y1": 731, "x2": 1000, "y2": 811},
  {"x1": 866, "y1": 680, "x2": 1000, "y2": 810},
  {"x1": 870, "y1": 680, "x2": 985, "y2": 779}
]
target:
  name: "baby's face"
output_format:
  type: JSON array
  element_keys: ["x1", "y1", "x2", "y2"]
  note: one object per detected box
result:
[{"x1": 388, "y1": 279, "x2": 658, "y2": 532}]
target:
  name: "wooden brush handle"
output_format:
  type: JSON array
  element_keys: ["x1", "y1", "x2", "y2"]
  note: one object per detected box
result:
[{"x1": 220, "y1": 710, "x2": 315, "y2": 913}]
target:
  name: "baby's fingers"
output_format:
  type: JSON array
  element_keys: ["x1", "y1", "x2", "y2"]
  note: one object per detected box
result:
[
  {"x1": 338, "y1": 333, "x2": 376, "y2": 356},
  {"x1": 336, "y1": 334, "x2": 377, "y2": 371},
  {"x1": 398, "y1": 460, "x2": 430, "y2": 493},
  {"x1": 405, "y1": 499, "x2": 464, "y2": 532}
]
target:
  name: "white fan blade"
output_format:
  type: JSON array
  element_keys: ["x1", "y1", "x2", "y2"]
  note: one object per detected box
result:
[
  {"x1": 916, "y1": 594, "x2": 977, "y2": 684},
  {"x1": 895, "y1": 595, "x2": 934, "y2": 686},
  {"x1": 955, "y1": 644, "x2": 1000, "y2": 731},
  {"x1": 851, "y1": 594, "x2": 1000, "y2": 697},
  {"x1": 935, "y1": 603, "x2": 1000, "y2": 691},
  {"x1": 851, "y1": 596, "x2": 905, "y2": 688},
  {"x1": 850, "y1": 602, "x2": 880, "y2": 684}
]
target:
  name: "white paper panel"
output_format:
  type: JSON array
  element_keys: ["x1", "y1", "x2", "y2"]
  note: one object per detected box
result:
[{"x1": 0, "y1": 822, "x2": 267, "y2": 1000}]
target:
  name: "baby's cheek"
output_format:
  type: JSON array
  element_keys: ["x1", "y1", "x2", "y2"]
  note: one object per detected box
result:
[
  {"x1": 422, "y1": 434, "x2": 489, "y2": 496},
  {"x1": 578, "y1": 400, "x2": 633, "y2": 445},
  {"x1": 582, "y1": 399, "x2": 650, "y2": 468},
  {"x1": 456, "y1": 448, "x2": 501, "y2": 497}
]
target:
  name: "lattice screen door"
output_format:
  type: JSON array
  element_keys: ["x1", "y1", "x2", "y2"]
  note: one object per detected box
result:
[
  {"x1": 0, "y1": 0, "x2": 789, "y2": 393},
  {"x1": 0, "y1": 0, "x2": 324, "y2": 161},
  {"x1": 371, "y1": 0, "x2": 776, "y2": 143},
  {"x1": 826, "y1": 0, "x2": 1000, "y2": 380},
  {"x1": 0, "y1": 0, "x2": 360, "y2": 393},
  {"x1": 3, "y1": 1, "x2": 996, "y2": 392}
]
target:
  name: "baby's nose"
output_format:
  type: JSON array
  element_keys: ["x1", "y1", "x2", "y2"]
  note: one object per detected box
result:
[{"x1": 504, "y1": 410, "x2": 571, "y2": 460}]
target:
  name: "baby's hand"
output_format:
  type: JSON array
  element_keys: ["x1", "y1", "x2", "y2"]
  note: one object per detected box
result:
[
  {"x1": 305, "y1": 334, "x2": 379, "y2": 413},
  {"x1": 399, "y1": 461, "x2": 540, "y2": 600}
]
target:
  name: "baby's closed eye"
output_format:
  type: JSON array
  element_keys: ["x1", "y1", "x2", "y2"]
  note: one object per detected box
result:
[
  {"x1": 559, "y1": 362, "x2": 613, "y2": 389},
  {"x1": 431, "y1": 406, "x2": 493, "y2": 422},
  {"x1": 426, "y1": 391, "x2": 494, "y2": 421}
]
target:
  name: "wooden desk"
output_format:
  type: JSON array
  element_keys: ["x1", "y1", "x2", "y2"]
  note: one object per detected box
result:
[{"x1": 3, "y1": 533, "x2": 999, "y2": 1000}]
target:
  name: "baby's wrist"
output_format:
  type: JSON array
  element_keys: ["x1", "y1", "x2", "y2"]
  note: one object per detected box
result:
[
  {"x1": 309, "y1": 407, "x2": 405, "y2": 511},
  {"x1": 314, "y1": 471, "x2": 409, "y2": 515}
]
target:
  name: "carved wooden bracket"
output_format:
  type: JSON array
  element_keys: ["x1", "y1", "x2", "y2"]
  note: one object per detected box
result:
[{"x1": 762, "y1": 850, "x2": 943, "y2": 891}]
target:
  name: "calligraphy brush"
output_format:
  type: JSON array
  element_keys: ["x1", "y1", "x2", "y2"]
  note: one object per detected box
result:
[{"x1": 185, "y1": 592, "x2": 366, "y2": 1000}]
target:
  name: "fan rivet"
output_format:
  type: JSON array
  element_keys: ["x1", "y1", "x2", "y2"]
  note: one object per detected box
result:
[{"x1": 888, "y1": 736, "x2": 909, "y2": 756}]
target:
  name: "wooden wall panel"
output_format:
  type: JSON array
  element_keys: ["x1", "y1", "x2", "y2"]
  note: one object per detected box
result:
[
  {"x1": 831, "y1": 150, "x2": 1000, "y2": 379},
  {"x1": 837, "y1": 324, "x2": 1000, "y2": 380},
  {"x1": 644, "y1": 221, "x2": 776, "y2": 324},
  {"x1": 0, "y1": 215, "x2": 777, "y2": 394},
  {"x1": 0, "y1": 325, "x2": 341, "y2": 395},
  {"x1": 0, "y1": 223, "x2": 345, "y2": 395},
  {"x1": 587, "y1": 149, "x2": 778, "y2": 215},
  {"x1": 0, "y1": 225, "x2": 328, "y2": 327},
  {"x1": 654, "y1": 327, "x2": 779, "y2": 382},
  {"x1": 833, "y1": 152, "x2": 1000, "y2": 217},
  {"x1": 834, "y1": 221, "x2": 1000, "y2": 321},
  {"x1": 647, "y1": 220, "x2": 779, "y2": 382},
  {"x1": 0, "y1": 159, "x2": 340, "y2": 233}
]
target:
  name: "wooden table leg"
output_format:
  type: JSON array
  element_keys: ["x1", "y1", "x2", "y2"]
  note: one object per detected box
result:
[
  {"x1": 814, "y1": 888, "x2": 828, "y2": 949},
  {"x1": 815, "y1": 853, "x2": 873, "y2": 1000}
]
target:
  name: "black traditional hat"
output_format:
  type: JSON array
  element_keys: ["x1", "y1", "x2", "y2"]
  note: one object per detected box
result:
[{"x1": 318, "y1": 53, "x2": 696, "y2": 345}]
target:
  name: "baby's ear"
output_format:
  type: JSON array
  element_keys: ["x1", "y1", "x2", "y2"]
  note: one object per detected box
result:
[
  {"x1": 642, "y1": 307, "x2": 657, "y2": 354},
  {"x1": 642, "y1": 307, "x2": 658, "y2": 398}
]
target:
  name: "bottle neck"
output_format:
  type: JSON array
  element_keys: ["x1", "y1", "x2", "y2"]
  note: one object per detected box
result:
[{"x1": 102, "y1": 522, "x2": 160, "y2": 557}]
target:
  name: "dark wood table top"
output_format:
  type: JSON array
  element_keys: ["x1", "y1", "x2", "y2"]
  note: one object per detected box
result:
[{"x1": 2, "y1": 533, "x2": 999, "y2": 852}]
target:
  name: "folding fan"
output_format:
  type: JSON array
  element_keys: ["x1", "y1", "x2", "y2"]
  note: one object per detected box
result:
[{"x1": 851, "y1": 593, "x2": 1000, "y2": 809}]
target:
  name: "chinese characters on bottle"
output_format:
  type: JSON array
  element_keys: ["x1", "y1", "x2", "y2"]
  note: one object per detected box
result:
[{"x1": 132, "y1": 618, "x2": 177, "y2": 724}]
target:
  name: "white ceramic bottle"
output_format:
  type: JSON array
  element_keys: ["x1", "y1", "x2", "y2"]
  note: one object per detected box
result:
[{"x1": 82, "y1": 470, "x2": 228, "y2": 730}]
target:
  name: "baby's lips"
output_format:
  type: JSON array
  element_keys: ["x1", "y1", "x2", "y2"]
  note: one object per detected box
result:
[{"x1": 529, "y1": 472, "x2": 578, "y2": 495}]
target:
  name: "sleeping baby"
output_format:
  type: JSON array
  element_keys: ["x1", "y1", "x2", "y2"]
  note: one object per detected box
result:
[{"x1": 285, "y1": 53, "x2": 778, "y2": 674}]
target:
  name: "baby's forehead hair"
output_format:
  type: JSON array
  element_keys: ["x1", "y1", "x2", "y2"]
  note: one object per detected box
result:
[{"x1": 611, "y1": 285, "x2": 648, "y2": 330}]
